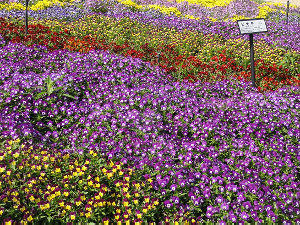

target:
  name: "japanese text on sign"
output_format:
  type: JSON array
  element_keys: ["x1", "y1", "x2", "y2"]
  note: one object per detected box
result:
[{"x1": 237, "y1": 18, "x2": 267, "y2": 35}]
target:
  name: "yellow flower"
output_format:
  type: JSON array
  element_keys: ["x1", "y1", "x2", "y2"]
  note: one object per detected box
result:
[
  {"x1": 75, "y1": 201, "x2": 82, "y2": 206},
  {"x1": 27, "y1": 215, "x2": 33, "y2": 222},
  {"x1": 42, "y1": 156, "x2": 48, "y2": 162},
  {"x1": 136, "y1": 212, "x2": 142, "y2": 219},
  {"x1": 55, "y1": 190, "x2": 61, "y2": 197},
  {"x1": 85, "y1": 212, "x2": 91, "y2": 218},
  {"x1": 107, "y1": 172, "x2": 113, "y2": 179},
  {"x1": 70, "y1": 214, "x2": 76, "y2": 220},
  {"x1": 44, "y1": 203, "x2": 50, "y2": 209},
  {"x1": 13, "y1": 152, "x2": 19, "y2": 158},
  {"x1": 0, "y1": 166, "x2": 5, "y2": 173},
  {"x1": 123, "y1": 200, "x2": 129, "y2": 207},
  {"x1": 144, "y1": 196, "x2": 150, "y2": 203}
]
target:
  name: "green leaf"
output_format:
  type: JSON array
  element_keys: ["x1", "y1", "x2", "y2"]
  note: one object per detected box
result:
[
  {"x1": 35, "y1": 91, "x2": 47, "y2": 99},
  {"x1": 54, "y1": 86, "x2": 64, "y2": 91},
  {"x1": 62, "y1": 94, "x2": 76, "y2": 99}
]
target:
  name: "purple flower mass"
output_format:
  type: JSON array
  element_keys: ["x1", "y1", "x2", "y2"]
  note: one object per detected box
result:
[{"x1": 0, "y1": 41, "x2": 299, "y2": 222}]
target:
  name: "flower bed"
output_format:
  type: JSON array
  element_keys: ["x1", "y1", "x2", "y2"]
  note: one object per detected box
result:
[
  {"x1": 1, "y1": 16, "x2": 299, "y2": 90},
  {"x1": 0, "y1": 0, "x2": 300, "y2": 223}
]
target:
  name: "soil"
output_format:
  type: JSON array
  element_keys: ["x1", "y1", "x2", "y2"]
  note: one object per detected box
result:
[{"x1": 263, "y1": 0, "x2": 300, "y2": 7}]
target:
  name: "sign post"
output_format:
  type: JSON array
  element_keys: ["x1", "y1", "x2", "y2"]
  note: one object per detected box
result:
[
  {"x1": 237, "y1": 18, "x2": 268, "y2": 87},
  {"x1": 25, "y1": 0, "x2": 29, "y2": 35},
  {"x1": 287, "y1": 0, "x2": 290, "y2": 25}
]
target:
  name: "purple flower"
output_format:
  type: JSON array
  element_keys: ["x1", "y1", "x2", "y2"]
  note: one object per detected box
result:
[
  {"x1": 240, "y1": 211, "x2": 249, "y2": 220},
  {"x1": 171, "y1": 196, "x2": 179, "y2": 204},
  {"x1": 242, "y1": 201, "x2": 252, "y2": 210},
  {"x1": 220, "y1": 203, "x2": 229, "y2": 211},
  {"x1": 170, "y1": 184, "x2": 177, "y2": 191},
  {"x1": 229, "y1": 214, "x2": 237, "y2": 222},
  {"x1": 164, "y1": 200, "x2": 173, "y2": 208}
]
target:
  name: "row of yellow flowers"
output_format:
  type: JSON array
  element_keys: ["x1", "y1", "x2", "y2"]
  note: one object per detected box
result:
[
  {"x1": 0, "y1": 0, "x2": 74, "y2": 11},
  {"x1": 116, "y1": 0, "x2": 297, "y2": 22}
]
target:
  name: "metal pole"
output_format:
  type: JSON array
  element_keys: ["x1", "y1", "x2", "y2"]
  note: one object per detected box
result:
[
  {"x1": 157, "y1": 52, "x2": 161, "y2": 64},
  {"x1": 249, "y1": 33, "x2": 255, "y2": 87},
  {"x1": 25, "y1": 0, "x2": 29, "y2": 35},
  {"x1": 287, "y1": 0, "x2": 290, "y2": 25}
]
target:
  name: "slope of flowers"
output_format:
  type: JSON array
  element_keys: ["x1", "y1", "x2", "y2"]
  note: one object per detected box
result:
[
  {"x1": 0, "y1": 41, "x2": 300, "y2": 223},
  {"x1": 1, "y1": 0, "x2": 300, "y2": 52},
  {"x1": 1, "y1": 14, "x2": 299, "y2": 91},
  {"x1": 0, "y1": 0, "x2": 300, "y2": 223}
]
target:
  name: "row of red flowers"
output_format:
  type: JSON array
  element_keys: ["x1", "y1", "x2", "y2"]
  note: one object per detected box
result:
[{"x1": 1, "y1": 17, "x2": 299, "y2": 91}]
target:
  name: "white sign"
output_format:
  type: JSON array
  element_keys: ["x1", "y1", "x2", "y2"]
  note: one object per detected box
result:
[{"x1": 237, "y1": 18, "x2": 267, "y2": 35}]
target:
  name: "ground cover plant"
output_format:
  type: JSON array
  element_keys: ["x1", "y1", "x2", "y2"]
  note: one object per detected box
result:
[{"x1": 0, "y1": 0, "x2": 300, "y2": 223}]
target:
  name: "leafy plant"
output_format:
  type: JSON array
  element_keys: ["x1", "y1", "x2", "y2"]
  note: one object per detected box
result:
[{"x1": 35, "y1": 75, "x2": 75, "y2": 99}]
